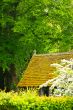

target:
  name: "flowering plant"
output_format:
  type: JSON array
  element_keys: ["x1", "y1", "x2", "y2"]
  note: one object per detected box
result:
[
  {"x1": 39, "y1": 58, "x2": 73, "y2": 96},
  {"x1": 50, "y1": 58, "x2": 73, "y2": 96}
]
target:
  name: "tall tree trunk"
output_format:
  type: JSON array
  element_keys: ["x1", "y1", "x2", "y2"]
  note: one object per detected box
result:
[
  {"x1": 4, "y1": 64, "x2": 17, "y2": 92},
  {"x1": 0, "y1": 67, "x2": 4, "y2": 90}
]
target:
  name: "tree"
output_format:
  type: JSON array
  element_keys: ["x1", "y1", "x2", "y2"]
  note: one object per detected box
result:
[
  {"x1": 0, "y1": 0, "x2": 32, "y2": 91},
  {"x1": 0, "y1": 0, "x2": 20, "y2": 91},
  {"x1": 0, "y1": 0, "x2": 73, "y2": 90},
  {"x1": 14, "y1": 0, "x2": 73, "y2": 53}
]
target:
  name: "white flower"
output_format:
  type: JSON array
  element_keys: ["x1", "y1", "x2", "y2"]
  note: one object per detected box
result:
[
  {"x1": 51, "y1": 63, "x2": 63, "y2": 68},
  {"x1": 68, "y1": 78, "x2": 73, "y2": 82},
  {"x1": 39, "y1": 58, "x2": 73, "y2": 96}
]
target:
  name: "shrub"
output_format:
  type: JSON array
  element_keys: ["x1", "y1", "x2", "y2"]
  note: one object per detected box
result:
[
  {"x1": 0, "y1": 91, "x2": 73, "y2": 110},
  {"x1": 50, "y1": 58, "x2": 73, "y2": 96},
  {"x1": 40, "y1": 58, "x2": 73, "y2": 96}
]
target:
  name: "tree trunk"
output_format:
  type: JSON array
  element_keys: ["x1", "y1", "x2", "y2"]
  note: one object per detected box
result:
[
  {"x1": 4, "y1": 64, "x2": 17, "y2": 92},
  {"x1": 0, "y1": 67, "x2": 4, "y2": 90}
]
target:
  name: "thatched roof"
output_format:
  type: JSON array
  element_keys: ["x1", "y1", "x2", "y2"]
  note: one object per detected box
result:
[{"x1": 18, "y1": 52, "x2": 73, "y2": 87}]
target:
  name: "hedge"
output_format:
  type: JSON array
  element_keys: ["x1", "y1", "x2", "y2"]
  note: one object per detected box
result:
[{"x1": 0, "y1": 91, "x2": 73, "y2": 110}]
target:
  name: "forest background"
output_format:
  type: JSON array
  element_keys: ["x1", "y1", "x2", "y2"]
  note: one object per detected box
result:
[{"x1": 0, "y1": 0, "x2": 73, "y2": 91}]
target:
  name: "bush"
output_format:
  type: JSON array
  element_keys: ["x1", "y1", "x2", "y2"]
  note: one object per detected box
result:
[
  {"x1": 0, "y1": 91, "x2": 73, "y2": 110},
  {"x1": 40, "y1": 58, "x2": 73, "y2": 96},
  {"x1": 49, "y1": 58, "x2": 73, "y2": 96}
]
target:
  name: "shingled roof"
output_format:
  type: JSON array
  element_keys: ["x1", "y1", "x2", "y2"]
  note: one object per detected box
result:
[{"x1": 18, "y1": 52, "x2": 73, "y2": 87}]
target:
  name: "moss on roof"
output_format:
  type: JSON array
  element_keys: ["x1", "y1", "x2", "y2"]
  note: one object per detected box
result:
[{"x1": 18, "y1": 52, "x2": 73, "y2": 87}]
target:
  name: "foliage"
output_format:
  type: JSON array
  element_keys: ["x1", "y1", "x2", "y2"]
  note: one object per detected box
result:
[
  {"x1": 15, "y1": 0, "x2": 73, "y2": 53},
  {"x1": 1, "y1": 0, "x2": 73, "y2": 68},
  {"x1": 0, "y1": 0, "x2": 73, "y2": 79},
  {"x1": 0, "y1": 91, "x2": 73, "y2": 110},
  {"x1": 0, "y1": 0, "x2": 18, "y2": 69},
  {"x1": 49, "y1": 58, "x2": 73, "y2": 96},
  {"x1": 0, "y1": 0, "x2": 29, "y2": 73}
]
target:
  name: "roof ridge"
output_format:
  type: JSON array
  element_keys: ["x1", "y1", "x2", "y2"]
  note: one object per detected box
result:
[{"x1": 33, "y1": 51, "x2": 73, "y2": 56}]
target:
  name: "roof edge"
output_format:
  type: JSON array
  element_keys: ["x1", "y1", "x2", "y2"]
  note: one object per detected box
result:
[{"x1": 33, "y1": 51, "x2": 73, "y2": 56}]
